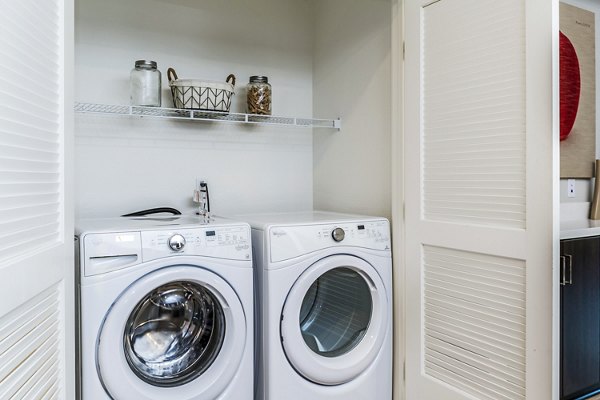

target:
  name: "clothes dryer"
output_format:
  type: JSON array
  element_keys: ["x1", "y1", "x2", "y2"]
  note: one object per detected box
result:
[
  {"x1": 75, "y1": 216, "x2": 253, "y2": 400},
  {"x1": 245, "y1": 211, "x2": 392, "y2": 400}
]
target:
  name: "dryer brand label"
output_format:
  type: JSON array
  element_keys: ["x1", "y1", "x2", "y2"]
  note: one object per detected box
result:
[{"x1": 271, "y1": 229, "x2": 287, "y2": 238}]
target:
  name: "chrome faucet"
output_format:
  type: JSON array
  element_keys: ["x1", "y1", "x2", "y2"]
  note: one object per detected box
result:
[{"x1": 194, "y1": 181, "x2": 211, "y2": 220}]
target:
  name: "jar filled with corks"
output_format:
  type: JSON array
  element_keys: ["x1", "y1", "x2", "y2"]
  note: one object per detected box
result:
[{"x1": 246, "y1": 76, "x2": 272, "y2": 115}]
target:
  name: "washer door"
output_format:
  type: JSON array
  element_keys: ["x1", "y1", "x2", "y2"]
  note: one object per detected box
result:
[
  {"x1": 97, "y1": 265, "x2": 246, "y2": 400},
  {"x1": 280, "y1": 255, "x2": 389, "y2": 385}
]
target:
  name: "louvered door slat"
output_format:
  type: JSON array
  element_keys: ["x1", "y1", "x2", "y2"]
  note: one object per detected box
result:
[
  {"x1": 0, "y1": 213, "x2": 59, "y2": 238},
  {"x1": 0, "y1": 305, "x2": 58, "y2": 354},
  {"x1": 0, "y1": 321, "x2": 59, "y2": 383},
  {"x1": 0, "y1": 34, "x2": 60, "y2": 76},
  {"x1": 0, "y1": 231, "x2": 61, "y2": 261},
  {"x1": 3, "y1": 341, "x2": 58, "y2": 399},
  {"x1": 0, "y1": 95, "x2": 60, "y2": 122},
  {"x1": 5, "y1": 1, "x2": 60, "y2": 33},
  {"x1": 0, "y1": 65, "x2": 59, "y2": 100},
  {"x1": 426, "y1": 294, "x2": 525, "y2": 331},
  {"x1": 0, "y1": 120, "x2": 60, "y2": 142},
  {"x1": 425, "y1": 253, "x2": 526, "y2": 278},
  {"x1": 426, "y1": 269, "x2": 524, "y2": 299},
  {"x1": 3, "y1": 107, "x2": 60, "y2": 130},
  {"x1": 0, "y1": 194, "x2": 60, "y2": 211},
  {"x1": 0, "y1": 133, "x2": 59, "y2": 152},
  {"x1": 11, "y1": 359, "x2": 59, "y2": 400},
  {"x1": 426, "y1": 265, "x2": 524, "y2": 291},
  {"x1": 426, "y1": 354, "x2": 523, "y2": 400},
  {"x1": 2, "y1": 13, "x2": 60, "y2": 60},
  {"x1": 425, "y1": 318, "x2": 524, "y2": 358},
  {"x1": 426, "y1": 337, "x2": 524, "y2": 383},
  {"x1": 0, "y1": 285, "x2": 61, "y2": 398},
  {"x1": 0, "y1": 290, "x2": 56, "y2": 341},
  {"x1": 426, "y1": 349, "x2": 525, "y2": 397},
  {"x1": 0, "y1": 49, "x2": 60, "y2": 92},
  {"x1": 426, "y1": 310, "x2": 525, "y2": 353},
  {"x1": 30, "y1": 377, "x2": 59, "y2": 400},
  {"x1": 0, "y1": 80, "x2": 61, "y2": 112},
  {"x1": 0, "y1": 145, "x2": 59, "y2": 163}
]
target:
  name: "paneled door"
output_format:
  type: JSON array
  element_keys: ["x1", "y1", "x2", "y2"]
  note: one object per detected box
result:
[
  {"x1": 0, "y1": 0, "x2": 74, "y2": 398},
  {"x1": 404, "y1": 0, "x2": 558, "y2": 399}
]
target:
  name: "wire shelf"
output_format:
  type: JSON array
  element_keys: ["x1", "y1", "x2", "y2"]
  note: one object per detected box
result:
[{"x1": 74, "y1": 102, "x2": 341, "y2": 130}]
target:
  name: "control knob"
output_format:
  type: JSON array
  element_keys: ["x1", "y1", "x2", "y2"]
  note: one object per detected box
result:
[
  {"x1": 168, "y1": 234, "x2": 186, "y2": 251},
  {"x1": 331, "y1": 227, "x2": 345, "y2": 242}
]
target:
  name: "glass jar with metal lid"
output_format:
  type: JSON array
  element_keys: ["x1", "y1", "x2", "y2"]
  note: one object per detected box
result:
[
  {"x1": 130, "y1": 60, "x2": 162, "y2": 107},
  {"x1": 246, "y1": 76, "x2": 272, "y2": 115}
]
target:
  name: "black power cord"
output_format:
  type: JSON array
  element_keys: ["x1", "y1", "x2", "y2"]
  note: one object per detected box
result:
[{"x1": 121, "y1": 207, "x2": 182, "y2": 217}]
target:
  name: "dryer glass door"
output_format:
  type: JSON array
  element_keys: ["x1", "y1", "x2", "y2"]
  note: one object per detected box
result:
[
  {"x1": 299, "y1": 267, "x2": 372, "y2": 358},
  {"x1": 280, "y1": 254, "x2": 389, "y2": 386},
  {"x1": 123, "y1": 281, "x2": 226, "y2": 387}
]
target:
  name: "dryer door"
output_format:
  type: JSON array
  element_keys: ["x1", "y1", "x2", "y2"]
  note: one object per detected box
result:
[
  {"x1": 96, "y1": 265, "x2": 246, "y2": 400},
  {"x1": 280, "y1": 254, "x2": 389, "y2": 385}
]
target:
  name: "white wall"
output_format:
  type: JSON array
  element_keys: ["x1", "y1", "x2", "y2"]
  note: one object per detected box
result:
[
  {"x1": 312, "y1": 0, "x2": 392, "y2": 219},
  {"x1": 75, "y1": 0, "x2": 315, "y2": 218}
]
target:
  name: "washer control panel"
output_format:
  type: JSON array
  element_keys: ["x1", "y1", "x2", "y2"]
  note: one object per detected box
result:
[
  {"x1": 269, "y1": 219, "x2": 390, "y2": 263},
  {"x1": 142, "y1": 225, "x2": 251, "y2": 262}
]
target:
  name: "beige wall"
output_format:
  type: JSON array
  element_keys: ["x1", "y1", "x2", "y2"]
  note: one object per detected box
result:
[{"x1": 312, "y1": 0, "x2": 393, "y2": 220}]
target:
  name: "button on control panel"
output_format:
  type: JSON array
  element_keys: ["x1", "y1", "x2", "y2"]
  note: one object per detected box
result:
[
  {"x1": 168, "y1": 234, "x2": 186, "y2": 251},
  {"x1": 331, "y1": 227, "x2": 345, "y2": 242}
]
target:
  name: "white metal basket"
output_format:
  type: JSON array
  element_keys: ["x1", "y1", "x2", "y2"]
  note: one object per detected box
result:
[{"x1": 167, "y1": 68, "x2": 236, "y2": 112}]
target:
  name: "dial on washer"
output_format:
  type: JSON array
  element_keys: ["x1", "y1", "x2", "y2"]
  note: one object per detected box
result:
[
  {"x1": 168, "y1": 234, "x2": 186, "y2": 251},
  {"x1": 331, "y1": 227, "x2": 345, "y2": 242}
]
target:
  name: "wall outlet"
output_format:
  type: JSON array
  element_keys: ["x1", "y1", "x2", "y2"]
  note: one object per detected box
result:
[{"x1": 567, "y1": 179, "x2": 576, "y2": 198}]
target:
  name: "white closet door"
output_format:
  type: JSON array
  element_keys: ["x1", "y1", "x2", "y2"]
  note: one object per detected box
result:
[
  {"x1": 404, "y1": 0, "x2": 558, "y2": 399},
  {"x1": 0, "y1": 0, "x2": 74, "y2": 398}
]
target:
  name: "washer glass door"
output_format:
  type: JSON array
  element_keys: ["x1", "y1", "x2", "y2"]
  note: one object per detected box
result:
[
  {"x1": 97, "y1": 265, "x2": 247, "y2": 400},
  {"x1": 124, "y1": 281, "x2": 225, "y2": 386},
  {"x1": 280, "y1": 255, "x2": 389, "y2": 386}
]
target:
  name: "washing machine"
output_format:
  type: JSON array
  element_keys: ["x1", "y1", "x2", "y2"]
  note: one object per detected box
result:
[
  {"x1": 245, "y1": 211, "x2": 392, "y2": 400},
  {"x1": 75, "y1": 215, "x2": 253, "y2": 400}
]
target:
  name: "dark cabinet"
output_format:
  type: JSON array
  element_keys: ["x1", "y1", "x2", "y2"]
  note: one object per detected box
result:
[{"x1": 561, "y1": 236, "x2": 600, "y2": 399}]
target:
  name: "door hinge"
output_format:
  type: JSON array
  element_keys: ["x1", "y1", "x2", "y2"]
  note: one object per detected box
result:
[
  {"x1": 403, "y1": 360, "x2": 406, "y2": 382},
  {"x1": 402, "y1": 41, "x2": 405, "y2": 61}
]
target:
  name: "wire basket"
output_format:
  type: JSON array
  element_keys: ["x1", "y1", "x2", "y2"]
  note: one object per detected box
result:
[{"x1": 167, "y1": 68, "x2": 236, "y2": 112}]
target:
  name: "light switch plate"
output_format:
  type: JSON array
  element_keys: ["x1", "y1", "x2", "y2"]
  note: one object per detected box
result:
[{"x1": 567, "y1": 179, "x2": 576, "y2": 198}]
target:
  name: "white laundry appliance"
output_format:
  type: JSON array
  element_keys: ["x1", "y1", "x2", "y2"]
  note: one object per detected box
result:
[
  {"x1": 245, "y1": 211, "x2": 392, "y2": 400},
  {"x1": 75, "y1": 215, "x2": 253, "y2": 400}
]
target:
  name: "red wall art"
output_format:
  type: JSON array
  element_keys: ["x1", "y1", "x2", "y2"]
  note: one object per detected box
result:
[{"x1": 560, "y1": 31, "x2": 581, "y2": 142}]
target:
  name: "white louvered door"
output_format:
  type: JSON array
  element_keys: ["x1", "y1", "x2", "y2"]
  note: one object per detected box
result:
[
  {"x1": 0, "y1": 0, "x2": 74, "y2": 398},
  {"x1": 404, "y1": 0, "x2": 558, "y2": 399}
]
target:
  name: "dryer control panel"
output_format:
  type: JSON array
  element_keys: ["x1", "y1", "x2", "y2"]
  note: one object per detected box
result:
[
  {"x1": 269, "y1": 219, "x2": 390, "y2": 263},
  {"x1": 142, "y1": 225, "x2": 251, "y2": 262}
]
